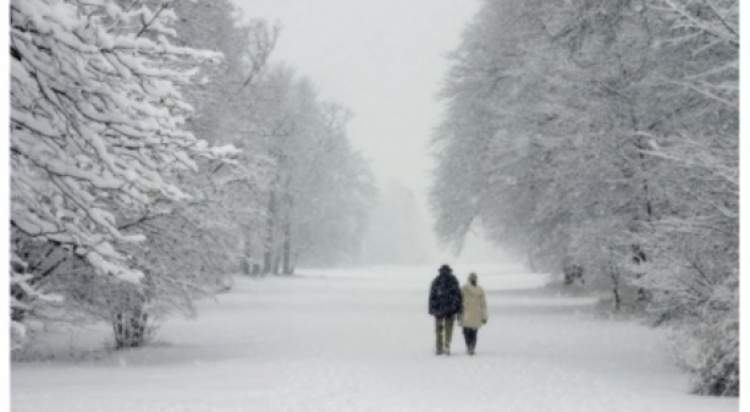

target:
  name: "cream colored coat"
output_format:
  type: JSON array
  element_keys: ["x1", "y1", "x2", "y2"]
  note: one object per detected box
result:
[{"x1": 459, "y1": 283, "x2": 488, "y2": 329}]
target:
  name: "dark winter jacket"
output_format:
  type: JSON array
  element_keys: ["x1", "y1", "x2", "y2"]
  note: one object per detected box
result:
[{"x1": 428, "y1": 271, "x2": 463, "y2": 317}]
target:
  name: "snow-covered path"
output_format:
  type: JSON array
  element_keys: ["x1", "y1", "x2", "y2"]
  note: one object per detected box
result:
[{"x1": 12, "y1": 265, "x2": 738, "y2": 412}]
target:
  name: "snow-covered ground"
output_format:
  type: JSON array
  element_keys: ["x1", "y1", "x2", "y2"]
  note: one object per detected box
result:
[{"x1": 12, "y1": 264, "x2": 738, "y2": 412}]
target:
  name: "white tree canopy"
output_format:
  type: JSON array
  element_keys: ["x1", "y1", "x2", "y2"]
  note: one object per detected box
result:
[
  {"x1": 9, "y1": 0, "x2": 245, "y2": 348},
  {"x1": 10, "y1": 0, "x2": 233, "y2": 283}
]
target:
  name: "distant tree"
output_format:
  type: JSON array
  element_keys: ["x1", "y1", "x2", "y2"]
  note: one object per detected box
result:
[
  {"x1": 172, "y1": 0, "x2": 279, "y2": 276},
  {"x1": 251, "y1": 69, "x2": 376, "y2": 272},
  {"x1": 360, "y1": 180, "x2": 434, "y2": 265}
]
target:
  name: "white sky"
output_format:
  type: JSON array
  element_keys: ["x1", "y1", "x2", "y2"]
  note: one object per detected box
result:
[
  {"x1": 233, "y1": 0, "x2": 479, "y2": 195},
  {"x1": 232, "y1": 0, "x2": 508, "y2": 262}
]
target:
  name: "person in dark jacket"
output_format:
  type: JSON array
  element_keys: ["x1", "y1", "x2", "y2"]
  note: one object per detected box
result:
[{"x1": 428, "y1": 264, "x2": 463, "y2": 355}]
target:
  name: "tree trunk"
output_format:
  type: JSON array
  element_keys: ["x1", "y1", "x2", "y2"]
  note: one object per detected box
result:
[
  {"x1": 635, "y1": 135, "x2": 654, "y2": 220},
  {"x1": 272, "y1": 253, "x2": 281, "y2": 275},
  {"x1": 242, "y1": 231, "x2": 253, "y2": 276},
  {"x1": 282, "y1": 221, "x2": 293, "y2": 275},
  {"x1": 610, "y1": 269, "x2": 621, "y2": 312},
  {"x1": 280, "y1": 171, "x2": 294, "y2": 275},
  {"x1": 262, "y1": 190, "x2": 277, "y2": 275},
  {"x1": 112, "y1": 309, "x2": 148, "y2": 349},
  {"x1": 527, "y1": 252, "x2": 536, "y2": 272},
  {"x1": 629, "y1": 124, "x2": 653, "y2": 306},
  {"x1": 631, "y1": 244, "x2": 650, "y2": 303}
]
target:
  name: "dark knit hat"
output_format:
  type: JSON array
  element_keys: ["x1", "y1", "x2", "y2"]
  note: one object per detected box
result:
[{"x1": 439, "y1": 264, "x2": 452, "y2": 275}]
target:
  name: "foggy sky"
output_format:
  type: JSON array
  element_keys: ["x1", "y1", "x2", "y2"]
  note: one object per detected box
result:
[
  {"x1": 233, "y1": 0, "x2": 507, "y2": 263},
  {"x1": 234, "y1": 0, "x2": 478, "y2": 194}
]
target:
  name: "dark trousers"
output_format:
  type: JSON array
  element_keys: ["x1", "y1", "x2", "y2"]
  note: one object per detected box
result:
[
  {"x1": 463, "y1": 327, "x2": 478, "y2": 353},
  {"x1": 435, "y1": 315, "x2": 455, "y2": 353}
]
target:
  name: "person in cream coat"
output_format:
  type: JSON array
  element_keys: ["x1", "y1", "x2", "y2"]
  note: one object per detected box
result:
[{"x1": 459, "y1": 272, "x2": 488, "y2": 355}]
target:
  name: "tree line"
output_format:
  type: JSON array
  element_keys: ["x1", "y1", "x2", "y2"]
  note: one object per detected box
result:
[
  {"x1": 431, "y1": 0, "x2": 737, "y2": 396},
  {"x1": 10, "y1": 0, "x2": 375, "y2": 350}
]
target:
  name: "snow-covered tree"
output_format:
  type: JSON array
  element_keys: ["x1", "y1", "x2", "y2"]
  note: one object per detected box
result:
[
  {"x1": 251, "y1": 69, "x2": 376, "y2": 272},
  {"x1": 431, "y1": 0, "x2": 737, "y2": 395},
  {"x1": 169, "y1": 0, "x2": 279, "y2": 276},
  {"x1": 289, "y1": 100, "x2": 377, "y2": 267},
  {"x1": 638, "y1": 0, "x2": 738, "y2": 395},
  {"x1": 10, "y1": 0, "x2": 230, "y2": 348},
  {"x1": 361, "y1": 180, "x2": 435, "y2": 265},
  {"x1": 171, "y1": 1, "x2": 374, "y2": 276}
]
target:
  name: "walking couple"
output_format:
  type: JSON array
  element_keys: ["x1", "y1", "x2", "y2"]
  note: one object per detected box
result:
[{"x1": 428, "y1": 264, "x2": 488, "y2": 356}]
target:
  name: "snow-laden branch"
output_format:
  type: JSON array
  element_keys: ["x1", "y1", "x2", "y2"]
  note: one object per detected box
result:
[
  {"x1": 655, "y1": 0, "x2": 738, "y2": 45},
  {"x1": 10, "y1": 0, "x2": 228, "y2": 284}
]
